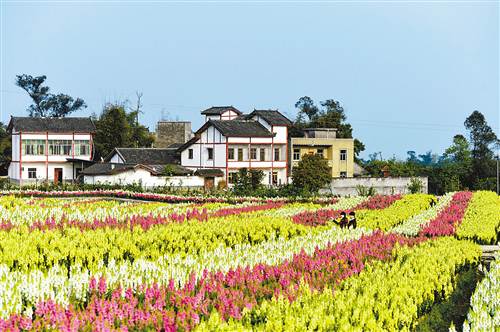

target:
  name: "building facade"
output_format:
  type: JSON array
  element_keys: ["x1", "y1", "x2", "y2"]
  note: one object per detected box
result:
[
  {"x1": 7, "y1": 117, "x2": 96, "y2": 185},
  {"x1": 291, "y1": 128, "x2": 355, "y2": 178},
  {"x1": 155, "y1": 121, "x2": 193, "y2": 148},
  {"x1": 179, "y1": 107, "x2": 292, "y2": 188}
]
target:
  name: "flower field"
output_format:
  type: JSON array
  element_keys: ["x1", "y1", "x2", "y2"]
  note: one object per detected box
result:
[{"x1": 0, "y1": 191, "x2": 497, "y2": 331}]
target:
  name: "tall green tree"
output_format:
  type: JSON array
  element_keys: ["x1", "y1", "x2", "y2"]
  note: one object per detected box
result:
[
  {"x1": 94, "y1": 104, "x2": 131, "y2": 159},
  {"x1": 441, "y1": 134, "x2": 472, "y2": 190},
  {"x1": 292, "y1": 153, "x2": 331, "y2": 194},
  {"x1": 464, "y1": 111, "x2": 498, "y2": 187},
  {"x1": 93, "y1": 102, "x2": 155, "y2": 159},
  {"x1": 16, "y1": 74, "x2": 86, "y2": 117}
]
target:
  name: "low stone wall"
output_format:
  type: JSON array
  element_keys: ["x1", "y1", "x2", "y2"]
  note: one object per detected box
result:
[{"x1": 320, "y1": 177, "x2": 429, "y2": 196}]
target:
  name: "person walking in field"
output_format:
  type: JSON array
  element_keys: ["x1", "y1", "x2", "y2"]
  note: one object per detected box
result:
[
  {"x1": 330, "y1": 211, "x2": 349, "y2": 228},
  {"x1": 338, "y1": 211, "x2": 349, "y2": 228},
  {"x1": 348, "y1": 211, "x2": 357, "y2": 229}
]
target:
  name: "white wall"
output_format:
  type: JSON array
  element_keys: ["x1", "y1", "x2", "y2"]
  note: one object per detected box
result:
[
  {"x1": 319, "y1": 177, "x2": 429, "y2": 196},
  {"x1": 109, "y1": 153, "x2": 124, "y2": 163},
  {"x1": 84, "y1": 169, "x2": 205, "y2": 188}
]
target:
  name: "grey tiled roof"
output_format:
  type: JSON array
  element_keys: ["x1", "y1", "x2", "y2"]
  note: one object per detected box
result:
[
  {"x1": 209, "y1": 120, "x2": 274, "y2": 137},
  {"x1": 81, "y1": 163, "x2": 134, "y2": 175},
  {"x1": 8, "y1": 117, "x2": 96, "y2": 133},
  {"x1": 249, "y1": 110, "x2": 293, "y2": 126},
  {"x1": 201, "y1": 106, "x2": 241, "y2": 115},
  {"x1": 81, "y1": 162, "x2": 192, "y2": 176},
  {"x1": 107, "y1": 148, "x2": 180, "y2": 164}
]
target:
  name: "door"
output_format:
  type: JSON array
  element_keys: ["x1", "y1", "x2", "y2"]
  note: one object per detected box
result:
[
  {"x1": 204, "y1": 177, "x2": 215, "y2": 191},
  {"x1": 54, "y1": 168, "x2": 63, "y2": 185}
]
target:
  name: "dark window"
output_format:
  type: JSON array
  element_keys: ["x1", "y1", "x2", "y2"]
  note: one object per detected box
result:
[
  {"x1": 188, "y1": 149, "x2": 194, "y2": 159},
  {"x1": 274, "y1": 148, "x2": 280, "y2": 161},
  {"x1": 260, "y1": 148, "x2": 266, "y2": 161},
  {"x1": 317, "y1": 149, "x2": 324, "y2": 158},
  {"x1": 250, "y1": 148, "x2": 257, "y2": 160},
  {"x1": 28, "y1": 168, "x2": 37, "y2": 179},
  {"x1": 228, "y1": 172, "x2": 238, "y2": 184},
  {"x1": 228, "y1": 148, "x2": 234, "y2": 160},
  {"x1": 238, "y1": 148, "x2": 243, "y2": 161},
  {"x1": 340, "y1": 171, "x2": 347, "y2": 178},
  {"x1": 207, "y1": 148, "x2": 213, "y2": 160},
  {"x1": 293, "y1": 148, "x2": 300, "y2": 161},
  {"x1": 340, "y1": 149, "x2": 347, "y2": 161},
  {"x1": 272, "y1": 171, "x2": 278, "y2": 185}
]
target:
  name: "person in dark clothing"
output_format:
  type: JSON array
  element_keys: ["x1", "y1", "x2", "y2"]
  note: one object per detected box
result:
[
  {"x1": 338, "y1": 211, "x2": 349, "y2": 229},
  {"x1": 429, "y1": 198, "x2": 437, "y2": 208},
  {"x1": 348, "y1": 211, "x2": 357, "y2": 229}
]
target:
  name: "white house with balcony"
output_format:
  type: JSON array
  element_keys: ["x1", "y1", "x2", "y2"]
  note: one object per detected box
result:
[
  {"x1": 178, "y1": 107, "x2": 292, "y2": 189},
  {"x1": 7, "y1": 117, "x2": 96, "y2": 185}
]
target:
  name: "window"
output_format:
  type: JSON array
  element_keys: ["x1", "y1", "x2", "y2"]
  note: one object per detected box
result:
[
  {"x1": 207, "y1": 148, "x2": 213, "y2": 160},
  {"x1": 228, "y1": 172, "x2": 238, "y2": 184},
  {"x1": 250, "y1": 148, "x2": 257, "y2": 160},
  {"x1": 340, "y1": 149, "x2": 347, "y2": 161},
  {"x1": 74, "y1": 140, "x2": 90, "y2": 156},
  {"x1": 340, "y1": 171, "x2": 347, "y2": 178},
  {"x1": 22, "y1": 140, "x2": 45, "y2": 155},
  {"x1": 49, "y1": 140, "x2": 72, "y2": 155},
  {"x1": 274, "y1": 148, "x2": 280, "y2": 161},
  {"x1": 237, "y1": 148, "x2": 243, "y2": 161},
  {"x1": 317, "y1": 149, "x2": 324, "y2": 158},
  {"x1": 188, "y1": 149, "x2": 194, "y2": 159},
  {"x1": 272, "y1": 171, "x2": 278, "y2": 185},
  {"x1": 260, "y1": 148, "x2": 266, "y2": 161},
  {"x1": 228, "y1": 148, "x2": 234, "y2": 160},
  {"x1": 293, "y1": 148, "x2": 300, "y2": 161},
  {"x1": 28, "y1": 168, "x2": 37, "y2": 179}
]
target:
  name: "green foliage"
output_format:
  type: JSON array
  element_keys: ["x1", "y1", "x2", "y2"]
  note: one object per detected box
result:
[
  {"x1": 161, "y1": 165, "x2": 176, "y2": 176},
  {"x1": 356, "y1": 185, "x2": 377, "y2": 197},
  {"x1": 93, "y1": 103, "x2": 155, "y2": 159},
  {"x1": 233, "y1": 168, "x2": 264, "y2": 196},
  {"x1": 415, "y1": 268, "x2": 481, "y2": 332},
  {"x1": 292, "y1": 153, "x2": 331, "y2": 194},
  {"x1": 407, "y1": 177, "x2": 424, "y2": 194},
  {"x1": 15, "y1": 74, "x2": 87, "y2": 117}
]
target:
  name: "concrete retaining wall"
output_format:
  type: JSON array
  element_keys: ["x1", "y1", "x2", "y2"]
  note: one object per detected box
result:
[{"x1": 320, "y1": 177, "x2": 428, "y2": 196}]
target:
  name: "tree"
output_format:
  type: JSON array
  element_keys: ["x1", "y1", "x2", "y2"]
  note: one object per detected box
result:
[
  {"x1": 16, "y1": 74, "x2": 86, "y2": 117},
  {"x1": 93, "y1": 101, "x2": 155, "y2": 159},
  {"x1": 128, "y1": 92, "x2": 154, "y2": 148},
  {"x1": 292, "y1": 153, "x2": 331, "y2": 194},
  {"x1": 441, "y1": 134, "x2": 472, "y2": 189},
  {"x1": 93, "y1": 104, "x2": 132, "y2": 159},
  {"x1": 464, "y1": 111, "x2": 498, "y2": 186},
  {"x1": 233, "y1": 168, "x2": 264, "y2": 195}
]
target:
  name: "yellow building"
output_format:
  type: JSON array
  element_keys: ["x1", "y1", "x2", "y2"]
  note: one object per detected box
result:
[{"x1": 291, "y1": 128, "x2": 354, "y2": 178}]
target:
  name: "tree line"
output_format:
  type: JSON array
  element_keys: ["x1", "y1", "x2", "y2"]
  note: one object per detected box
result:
[{"x1": 2, "y1": 74, "x2": 498, "y2": 195}]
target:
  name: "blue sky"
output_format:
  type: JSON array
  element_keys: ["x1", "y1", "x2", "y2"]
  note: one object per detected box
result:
[{"x1": 1, "y1": 1, "x2": 498, "y2": 159}]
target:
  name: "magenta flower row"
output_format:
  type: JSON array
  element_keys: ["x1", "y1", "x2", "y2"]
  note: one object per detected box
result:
[
  {"x1": 419, "y1": 191, "x2": 472, "y2": 237},
  {"x1": 0, "y1": 231, "x2": 424, "y2": 331}
]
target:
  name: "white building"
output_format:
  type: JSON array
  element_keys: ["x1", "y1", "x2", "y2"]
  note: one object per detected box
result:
[
  {"x1": 179, "y1": 107, "x2": 292, "y2": 188},
  {"x1": 7, "y1": 117, "x2": 95, "y2": 185},
  {"x1": 81, "y1": 147, "x2": 197, "y2": 188}
]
